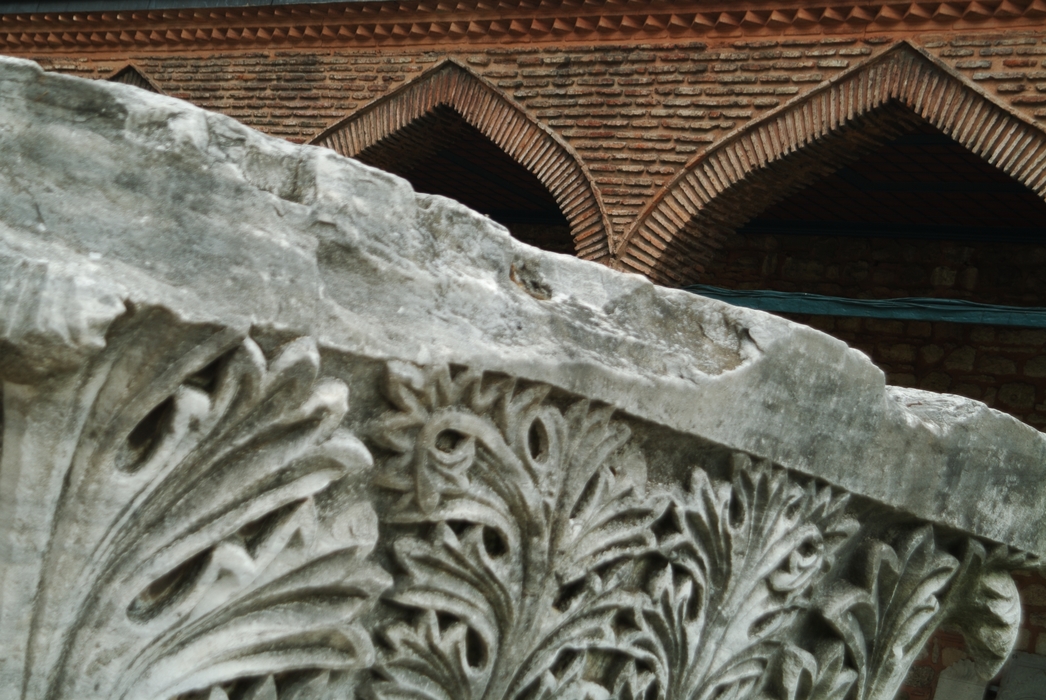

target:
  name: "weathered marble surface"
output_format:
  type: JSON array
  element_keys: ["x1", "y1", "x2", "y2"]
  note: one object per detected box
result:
[{"x1": 0, "y1": 55, "x2": 1041, "y2": 700}]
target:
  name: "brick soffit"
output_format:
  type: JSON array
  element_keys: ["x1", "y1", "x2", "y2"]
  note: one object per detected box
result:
[
  {"x1": 312, "y1": 59, "x2": 613, "y2": 259},
  {"x1": 1, "y1": 0, "x2": 1046, "y2": 52},
  {"x1": 618, "y1": 41, "x2": 1046, "y2": 285}
]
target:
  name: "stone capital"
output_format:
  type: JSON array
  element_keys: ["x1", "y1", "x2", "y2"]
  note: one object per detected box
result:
[{"x1": 0, "y1": 56, "x2": 1041, "y2": 700}]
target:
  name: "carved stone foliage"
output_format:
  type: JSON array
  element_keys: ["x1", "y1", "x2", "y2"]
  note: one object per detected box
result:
[
  {"x1": 0, "y1": 310, "x2": 389, "y2": 700},
  {"x1": 363, "y1": 364, "x2": 1024, "y2": 700},
  {"x1": 0, "y1": 340, "x2": 1027, "y2": 700},
  {"x1": 797, "y1": 529, "x2": 1023, "y2": 700}
]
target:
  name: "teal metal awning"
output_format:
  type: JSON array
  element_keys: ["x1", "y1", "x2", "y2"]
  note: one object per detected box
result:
[{"x1": 685, "y1": 284, "x2": 1046, "y2": 328}]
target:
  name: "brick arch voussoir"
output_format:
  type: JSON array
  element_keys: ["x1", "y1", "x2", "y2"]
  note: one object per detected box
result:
[
  {"x1": 310, "y1": 60, "x2": 613, "y2": 262},
  {"x1": 619, "y1": 42, "x2": 1046, "y2": 287}
]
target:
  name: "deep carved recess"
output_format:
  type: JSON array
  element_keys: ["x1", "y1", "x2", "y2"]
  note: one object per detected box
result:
[{"x1": 0, "y1": 327, "x2": 1026, "y2": 700}]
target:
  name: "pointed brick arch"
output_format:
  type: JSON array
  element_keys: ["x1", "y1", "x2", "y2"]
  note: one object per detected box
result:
[
  {"x1": 311, "y1": 61, "x2": 613, "y2": 262},
  {"x1": 107, "y1": 64, "x2": 162, "y2": 94},
  {"x1": 618, "y1": 43, "x2": 1046, "y2": 286}
]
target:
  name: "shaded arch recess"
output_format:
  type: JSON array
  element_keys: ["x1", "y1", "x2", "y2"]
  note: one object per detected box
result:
[
  {"x1": 620, "y1": 43, "x2": 1046, "y2": 286},
  {"x1": 311, "y1": 61, "x2": 612, "y2": 261},
  {"x1": 107, "y1": 64, "x2": 162, "y2": 93}
]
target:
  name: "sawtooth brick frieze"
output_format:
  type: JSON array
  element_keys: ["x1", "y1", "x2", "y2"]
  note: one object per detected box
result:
[{"x1": 1, "y1": 0, "x2": 1045, "y2": 52}]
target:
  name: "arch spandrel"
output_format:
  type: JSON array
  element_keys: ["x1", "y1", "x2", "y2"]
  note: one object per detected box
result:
[
  {"x1": 310, "y1": 60, "x2": 613, "y2": 262},
  {"x1": 618, "y1": 42, "x2": 1046, "y2": 287}
]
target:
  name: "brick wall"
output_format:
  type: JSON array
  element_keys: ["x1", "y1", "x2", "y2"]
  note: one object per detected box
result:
[
  {"x1": 702, "y1": 233, "x2": 1046, "y2": 304},
  {"x1": 937, "y1": 34, "x2": 1046, "y2": 121},
  {"x1": 22, "y1": 30, "x2": 1046, "y2": 245}
]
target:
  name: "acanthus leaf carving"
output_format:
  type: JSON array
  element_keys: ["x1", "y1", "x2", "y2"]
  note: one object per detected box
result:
[
  {"x1": 939, "y1": 542, "x2": 1027, "y2": 681},
  {"x1": 1, "y1": 333, "x2": 1029, "y2": 700},
  {"x1": 367, "y1": 363, "x2": 863, "y2": 700},
  {"x1": 813, "y1": 525, "x2": 1026, "y2": 700},
  {"x1": 760, "y1": 641, "x2": 856, "y2": 700},
  {"x1": 815, "y1": 525, "x2": 958, "y2": 700},
  {"x1": 369, "y1": 362, "x2": 660, "y2": 700},
  {"x1": 632, "y1": 456, "x2": 857, "y2": 700},
  {"x1": 3, "y1": 308, "x2": 390, "y2": 700}
]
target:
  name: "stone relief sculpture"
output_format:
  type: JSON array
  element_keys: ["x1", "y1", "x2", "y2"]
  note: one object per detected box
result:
[
  {"x1": 0, "y1": 56, "x2": 1042, "y2": 700},
  {"x1": 1, "y1": 315, "x2": 388, "y2": 699},
  {"x1": 366, "y1": 362, "x2": 857, "y2": 700}
]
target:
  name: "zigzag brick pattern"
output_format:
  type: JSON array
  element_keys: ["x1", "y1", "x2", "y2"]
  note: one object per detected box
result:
[{"x1": 1, "y1": 0, "x2": 1046, "y2": 51}]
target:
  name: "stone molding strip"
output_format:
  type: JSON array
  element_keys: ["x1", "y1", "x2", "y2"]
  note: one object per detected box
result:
[
  {"x1": 311, "y1": 60, "x2": 613, "y2": 261},
  {"x1": 0, "y1": 0, "x2": 1045, "y2": 52},
  {"x1": 618, "y1": 42, "x2": 1046, "y2": 286}
]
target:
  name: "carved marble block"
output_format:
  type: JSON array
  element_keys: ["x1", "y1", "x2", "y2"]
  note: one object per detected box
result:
[{"x1": 0, "y1": 55, "x2": 1043, "y2": 700}]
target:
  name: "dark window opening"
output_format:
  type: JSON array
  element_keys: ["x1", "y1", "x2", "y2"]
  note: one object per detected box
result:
[
  {"x1": 744, "y1": 120, "x2": 1046, "y2": 240},
  {"x1": 354, "y1": 106, "x2": 573, "y2": 255},
  {"x1": 704, "y1": 118, "x2": 1046, "y2": 307}
]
